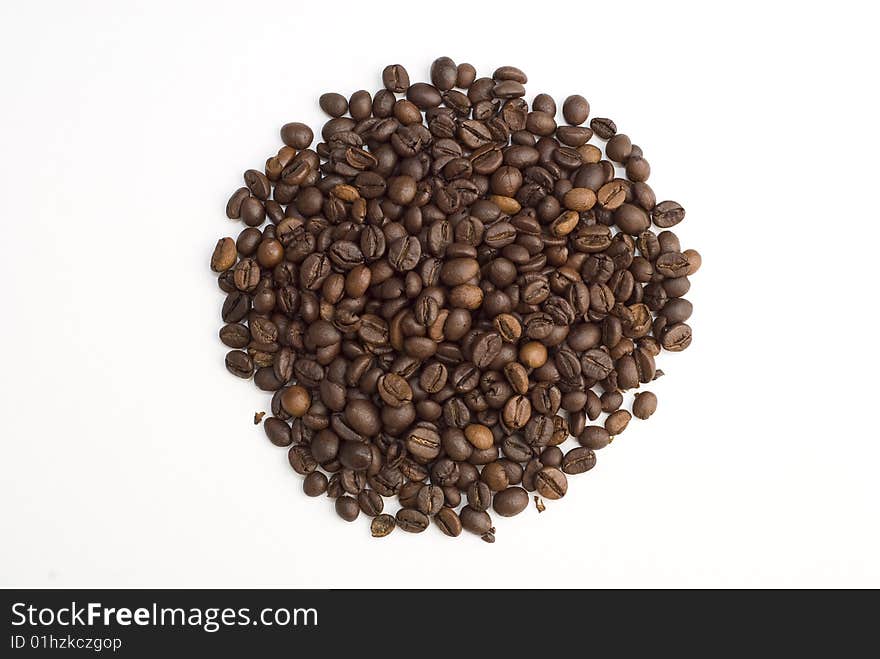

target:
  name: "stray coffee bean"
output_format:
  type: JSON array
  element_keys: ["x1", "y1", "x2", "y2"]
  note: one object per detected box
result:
[{"x1": 212, "y1": 57, "x2": 700, "y2": 540}]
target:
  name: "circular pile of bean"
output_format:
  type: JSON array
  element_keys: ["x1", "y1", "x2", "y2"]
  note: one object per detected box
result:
[{"x1": 211, "y1": 58, "x2": 700, "y2": 541}]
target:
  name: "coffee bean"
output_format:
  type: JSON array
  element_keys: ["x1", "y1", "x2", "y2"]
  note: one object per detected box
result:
[
  {"x1": 382, "y1": 64, "x2": 410, "y2": 92},
  {"x1": 280, "y1": 122, "x2": 313, "y2": 149},
  {"x1": 464, "y1": 423, "x2": 494, "y2": 450},
  {"x1": 226, "y1": 187, "x2": 250, "y2": 219},
  {"x1": 535, "y1": 467, "x2": 567, "y2": 499},
  {"x1": 605, "y1": 409, "x2": 632, "y2": 435},
  {"x1": 264, "y1": 417, "x2": 291, "y2": 446},
  {"x1": 502, "y1": 394, "x2": 531, "y2": 430},
  {"x1": 211, "y1": 237, "x2": 237, "y2": 272},
  {"x1": 435, "y1": 507, "x2": 462, "y2": 537},
  {"x1": 288, "y1": 445, "x2": 317, "y2": 475},
  {"x1": 493, "y1": 486, "x2": 529, "y2": 516},
  {"x1": 303, "y1": 471, "x2": 328, "y2": 497},
  {"x1": 479, "y1": 460, "x2": 508, "y2": 491},
  {"x1": 493, "y1": 65, "x2": 527, "y2": 83},
  {"x1": 430, "y1": 56, "x2": 458, "y2": 91},
  {"x1": 562, "y1": 95, "x2": 590, "y2": 125},
  {"x1": 219, "y1": 323, "x2": 250, "y2": 348},
  {"x1": 335, "y1": 496, "x2": 360, "y2": 522},
  {"x1": 406, "y1": 424, "x2": 441, "y2": 461},
  {"x1": 519, "y1": 341, "x2": 547, "y2": 368},
  {"x1": 417, "y1": 484, "x2": 445, "y2": 515},
  {"x1": 396, "y1": 508, "x2": 429, "y2": 533},
  {"x1": 626, "y1": 156, "x2": 651, "y2": 182},
  {"x1": 225, "y1": 350, "x2": 253, "y2": 378},
  {"x1": 562, "y1": 447, "x2": 597, "y2": 475},
  {"x1": 633, "y1": 391, "x2": 658, "y2": 420},
  {"x1": 370, "y1": 514, "x2": 396, "y2": 537},
  {"x1": 407, "y1": 82, "x2": 442, "y2": 109},
  {"x1": 358, "y1": 489, "x2": 384, "y2": 516},
  {"x1": 590, "y1": 117, "x2": 617, "y2": 139},
  {"x1": 579, "y1": 425, "x2": 611, "y2": 450},
  {"x1": 378, "y1": 373, "x2": 413, "y2": 407},
  {"x1": 319, "y1": 92, "x2": 348, "y2": 117},
  {"x1": 281, "y1": 385, "x2": 311, "y2": 417},
  {"x1": 460, "y1": 505, "x2": 492, "y2": 535},
  {"x1": 661, "y1": 322, "x2": 692, "y2": 351},
  {"x1": 239, "y1": 197, "x2": 265, "y2": 227},
  {"x1": 339, "y1": 440, "x2": 373, "y2": 471}
]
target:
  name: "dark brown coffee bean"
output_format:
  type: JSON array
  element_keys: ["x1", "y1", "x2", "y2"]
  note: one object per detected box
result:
[
  {"x1": 562, "y1": 447, "x2": 597, "y2": 475},
  {"x1": 502, "y1": 394, "x2": 532, "y2": 430},
  {"x1": 459, "y1": 505, "x2": 492, "y2": 535},
  {"x1": 335, "y1": 496, "x2": 360, "y2": 522},
  {"x1": 493, "y1": 486, "x2": 529, "y2": 516},
  {"x1": 226, "y1": 187, "x2": 250, "y2": 219},
  {"x1": 371, "y1": 514, "x2": 396, "y2": 537},
  {"x1": 562, "y1": 95, "x2": 590, "y2": 125},
  {"x1": 396, "y1": 508, "x2": 429, "y2": 533},
  {"x1": 534, "y1": 467, "x2": 567, "y2": 499},
  {"x1": 319, "y1": 92, "x2": 348, "y2": 117},
  {"x1": 378, "y1": 373, "x2": 413, "y2": 407},
  {"x1": 605, "y1": 410, "x2": 632, "y2": 435},
  {"x1": 303, "y1": 471, "x2": 328, "y2": 497},
  {"x1": 435, "y1": 507, "x2": 462, "y2": 537},
  {"x1": 280, "y1": 122, "x2": 313, "y2": 149},
  {"x1": 288, "y1": 444, "x2": 317, "y2": 474},
  {"x1": 590, "y1": 117, "x2": 617, "y2": 139},
  {"x1": 417, "y1": 484, "x2": 445, "y2": 515},
  {"x1": 263, "y1": 417, "x2": 291, "y2": 446},
  {"x1": 579, "y1": 425, "x2": 611, "y2": 450},
  {"x1": 358, "y1": 489, "x2": 384, "y2": 517},
  {"x1": 225, "y1": 350, "x2": 253, "y2": 378},
  {"x1": 493, "y1": 65, "x2": 527, "y2": 83},
  {"x1": 382, "y1": 64, "x2": 410, "y2": 92},
  {"x1": 633, "y1": 391, "x2": 658, "y2": 420}
]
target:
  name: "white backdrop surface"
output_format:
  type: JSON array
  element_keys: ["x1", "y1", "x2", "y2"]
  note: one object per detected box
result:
[{"x1": 1, "y1": 0, "x2": 878, "y2": 587}]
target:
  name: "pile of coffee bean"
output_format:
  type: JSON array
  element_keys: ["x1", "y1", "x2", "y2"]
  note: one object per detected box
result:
[{"x1": 211, "y1": 58, "x2": 700, "y2": 541}]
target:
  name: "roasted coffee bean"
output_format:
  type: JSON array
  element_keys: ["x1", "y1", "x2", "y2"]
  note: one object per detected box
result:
[
  {"x1": 358, "y1": 489, "x2": 384, "y2": 517},
  {"x1": 579, "y1": 425, "x2": 611, "y2": 450},
  {"x1": 319, "y1": 92, "x2": 348, "y2": 117},
  {"x1": 225, "y1": 350, "x2": 254, "y2": 378},
  {"x1": 280, "y1": 122, "x2": 313, "y2": 149},
  {"x1": 378, "y1": 373, "x2": 413, "y2": 407},
  {"x1": 459, "y1": 506, "x2": 492, "y2": 536},
  {"x1": 590, "y1": 117, "x2": 617, "y2": 139},
  {"x1": 493, "y1": 486, "x2": 529, "y2": 516},
  {"x1": 382, "y1": 64, "x2": 410, "y2": 92},
  {"x1": 661, "y1": 322, "x2": 693, "y2": 351},
  {"x1": 288, "y1": 444, "x2": 317, "y2": 474},
  {"x1": 264, "y1": 417, "x2": 292, "y2": 447},
  {"x1": 562, "y1": 447, "x2": 597, "y2": 475},
  {"x1": 371, "y1": 514, "x2": 396, "y2": 537},
  {"x1": 535, "y1": 467, "x2": 567, "y2": 499},
  {"x1": 226, "y1": 187, "x2": 250, "y2": 219},
  {"x1": 633, "y1": 391, "x2": 658, "y2": 419},
  {"x1": 335, "y1": 496, "x2": 360, "y2": 522},
  {"x1": 502, "y1": 395, "x2": 531, "y2": 430},
  {"x1": 605, "y1": 410, "x2": 632, "y2": 435},
  {"x1": 396, "y1": 508, "x2": 430, "y2": 533},
  {"x1": 303, "y1": 471, "x2": 328, "y2": 497},
  {"x1": 211, "y1": 237, "x2": 237, "y2": 272},
  {"x1": 563, "y1": 95, "x2": 590, "y2": 125},
  {"x1": 434, "y1": 507, "x2": 462, "y2": 537}
]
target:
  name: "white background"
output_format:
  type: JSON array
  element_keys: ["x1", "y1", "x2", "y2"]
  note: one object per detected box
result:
[{"x1": 1, "y1": 0, "x2": 878, "y2": 588}]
